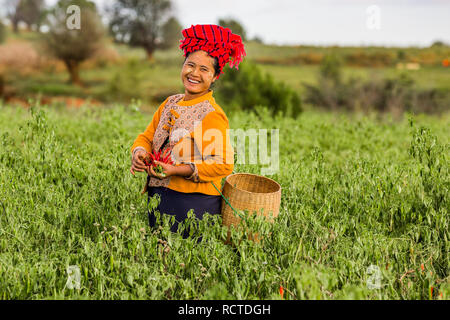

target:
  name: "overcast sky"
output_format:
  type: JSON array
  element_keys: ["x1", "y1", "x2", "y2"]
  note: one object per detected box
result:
[{"x1": 47, "y1": 0, "x2": 450, "y2": 47}]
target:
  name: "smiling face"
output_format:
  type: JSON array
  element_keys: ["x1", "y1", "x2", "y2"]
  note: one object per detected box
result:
[{"x1": 181, "y1": 50, "x2": 218, "y2": 100}]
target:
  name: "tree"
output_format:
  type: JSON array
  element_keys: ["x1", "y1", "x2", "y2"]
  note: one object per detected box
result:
[
  {"x1": 108, "y1": 0, "x2": 175, "y2": 59},
  {"x1": 251, "y1": 35, "x2": 264, "y2": 44},
  {"x1": 159, "y1": 17, "x2": 182, "y2": 50},
  {"x1": 17, "y1": 0, "x2": 46, "y2": 31},
  {"x1": 1, "y1": 0, "x2": 45, "y2": 33},
  {"x1": 218, "y1": 18, "x2": 247, "y2": 41},
  {"x1": 42, "y1": 0, "x2": 105, "y2": 86},
  {"x1": 3, "y1": 0, "x2": 21, "y2": 33},
  {"x1": 430, "y1": 40, "x2": 447, "y2": 48}
]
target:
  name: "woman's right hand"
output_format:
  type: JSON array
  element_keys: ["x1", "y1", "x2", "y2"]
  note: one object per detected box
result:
[{"x1": 130, "y1": 149, "x2": 148, "y2": 175}]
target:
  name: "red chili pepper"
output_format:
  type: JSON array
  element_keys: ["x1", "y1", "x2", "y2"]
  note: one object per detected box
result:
[
  {"x1": 279, "y1": 286, "x2": 284, "y2": 300},
  {"x1": 143, "y1": 148, "x2": 173, "y2": 169},
  {"x1": 162, "y1": 153, "x2": 171, "y2": 164}
]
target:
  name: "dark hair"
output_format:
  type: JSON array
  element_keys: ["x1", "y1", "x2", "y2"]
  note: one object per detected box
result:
[{"x1": 184, "y1": 51, "x2": 221, "y2": 77}]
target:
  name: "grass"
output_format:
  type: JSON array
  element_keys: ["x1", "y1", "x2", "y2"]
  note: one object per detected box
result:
[{"x1": 0, "y1": 103, "x2": 448, "y2": 299}]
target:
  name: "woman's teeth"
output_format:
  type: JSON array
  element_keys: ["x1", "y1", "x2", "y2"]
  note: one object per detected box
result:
[{"x1": 188, "y1": 78, "x2": 200, "y2": 84}]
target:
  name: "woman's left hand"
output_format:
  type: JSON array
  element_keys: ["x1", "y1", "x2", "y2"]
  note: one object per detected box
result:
[{"x1": 150, "y1": 161, "x2": 177, "y2": 179}]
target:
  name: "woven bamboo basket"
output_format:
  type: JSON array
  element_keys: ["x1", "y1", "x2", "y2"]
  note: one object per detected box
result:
[{"x1": 220, "y1": 173, "x2": 281, "y2": 243}]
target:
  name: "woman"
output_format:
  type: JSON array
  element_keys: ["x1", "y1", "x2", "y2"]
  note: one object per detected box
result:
[{"x1": 130, "y1": 24, "x2": 246, "y2": 238}]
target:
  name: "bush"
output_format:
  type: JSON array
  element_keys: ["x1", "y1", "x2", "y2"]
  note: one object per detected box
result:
[
  {"x1": 320, "y1": 54, "x2": 343, "y2": 84},
  {"x1": 0, "y1": 21, "x2": 5, "y2": 44},
  {"x1": 218, "y1": 18, "x2": 247, "y2": 41},
  {"x1": 104, "y1": 58, "x2": 145, "y2": 103},
  {"x1": 83, "y1": 46, "x2": 121, "y2": 69},
  {"x1": 215, "y1": 62, "x2": 302, "y2": 117},
  {"x1": 304, "y1": 55, "x2": 449, "y2": 115},
  {"x1": 0, "y1": 42, "x2": 43, "y2": 74}
]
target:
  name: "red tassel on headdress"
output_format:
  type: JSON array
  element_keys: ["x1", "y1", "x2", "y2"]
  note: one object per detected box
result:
[
  {"x1": 229, "y1": 33, "x2": 245, "y2": 69},
  {"x1": 179, "y1": 24, "x2": 246, "y2": 78}
]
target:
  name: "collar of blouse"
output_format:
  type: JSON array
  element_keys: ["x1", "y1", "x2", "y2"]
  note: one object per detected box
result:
[{"x1": 178, "y1": 90, "x2": 214, "y2": 107}]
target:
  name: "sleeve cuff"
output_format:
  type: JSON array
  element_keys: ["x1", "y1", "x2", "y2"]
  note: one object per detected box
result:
[
  {"x1": 184, "y1": 162, "x2": 199, "y2": 182},
  {"x1": 132, "y1": 146, "x2": 147, "y2": 156}
]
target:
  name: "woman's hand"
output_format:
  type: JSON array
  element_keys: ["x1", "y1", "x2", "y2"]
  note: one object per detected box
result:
[
  {"x1": 130, "y1": 149, "x2": 148, "y2": 175},
  {"x1": 150, "y1": 161, "x2": 178, "y2": 179}
]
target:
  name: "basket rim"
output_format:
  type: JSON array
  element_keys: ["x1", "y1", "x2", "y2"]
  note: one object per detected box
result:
[{"x1": 224, "y1": 173, "x2": 281, "y2": 195}]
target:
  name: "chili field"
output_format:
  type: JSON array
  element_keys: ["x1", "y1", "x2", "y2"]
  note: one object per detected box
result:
[{"x1": 0, "y1": 103, "x2": 448, "y2": 299}]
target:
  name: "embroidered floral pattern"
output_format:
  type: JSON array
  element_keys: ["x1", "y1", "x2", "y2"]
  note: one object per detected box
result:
[{"x1": 146, "y1": 95, "x2": 215, "y2": 188}]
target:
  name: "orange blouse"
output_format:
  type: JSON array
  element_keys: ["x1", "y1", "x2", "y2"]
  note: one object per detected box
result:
[{"x1": 131, "y1": 90, "x2": 234, "y2": 196}]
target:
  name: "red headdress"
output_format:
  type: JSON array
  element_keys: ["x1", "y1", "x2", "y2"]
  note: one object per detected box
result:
[{"x1": 179, "y1": 24, "x2": 246, "y2": 78}]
